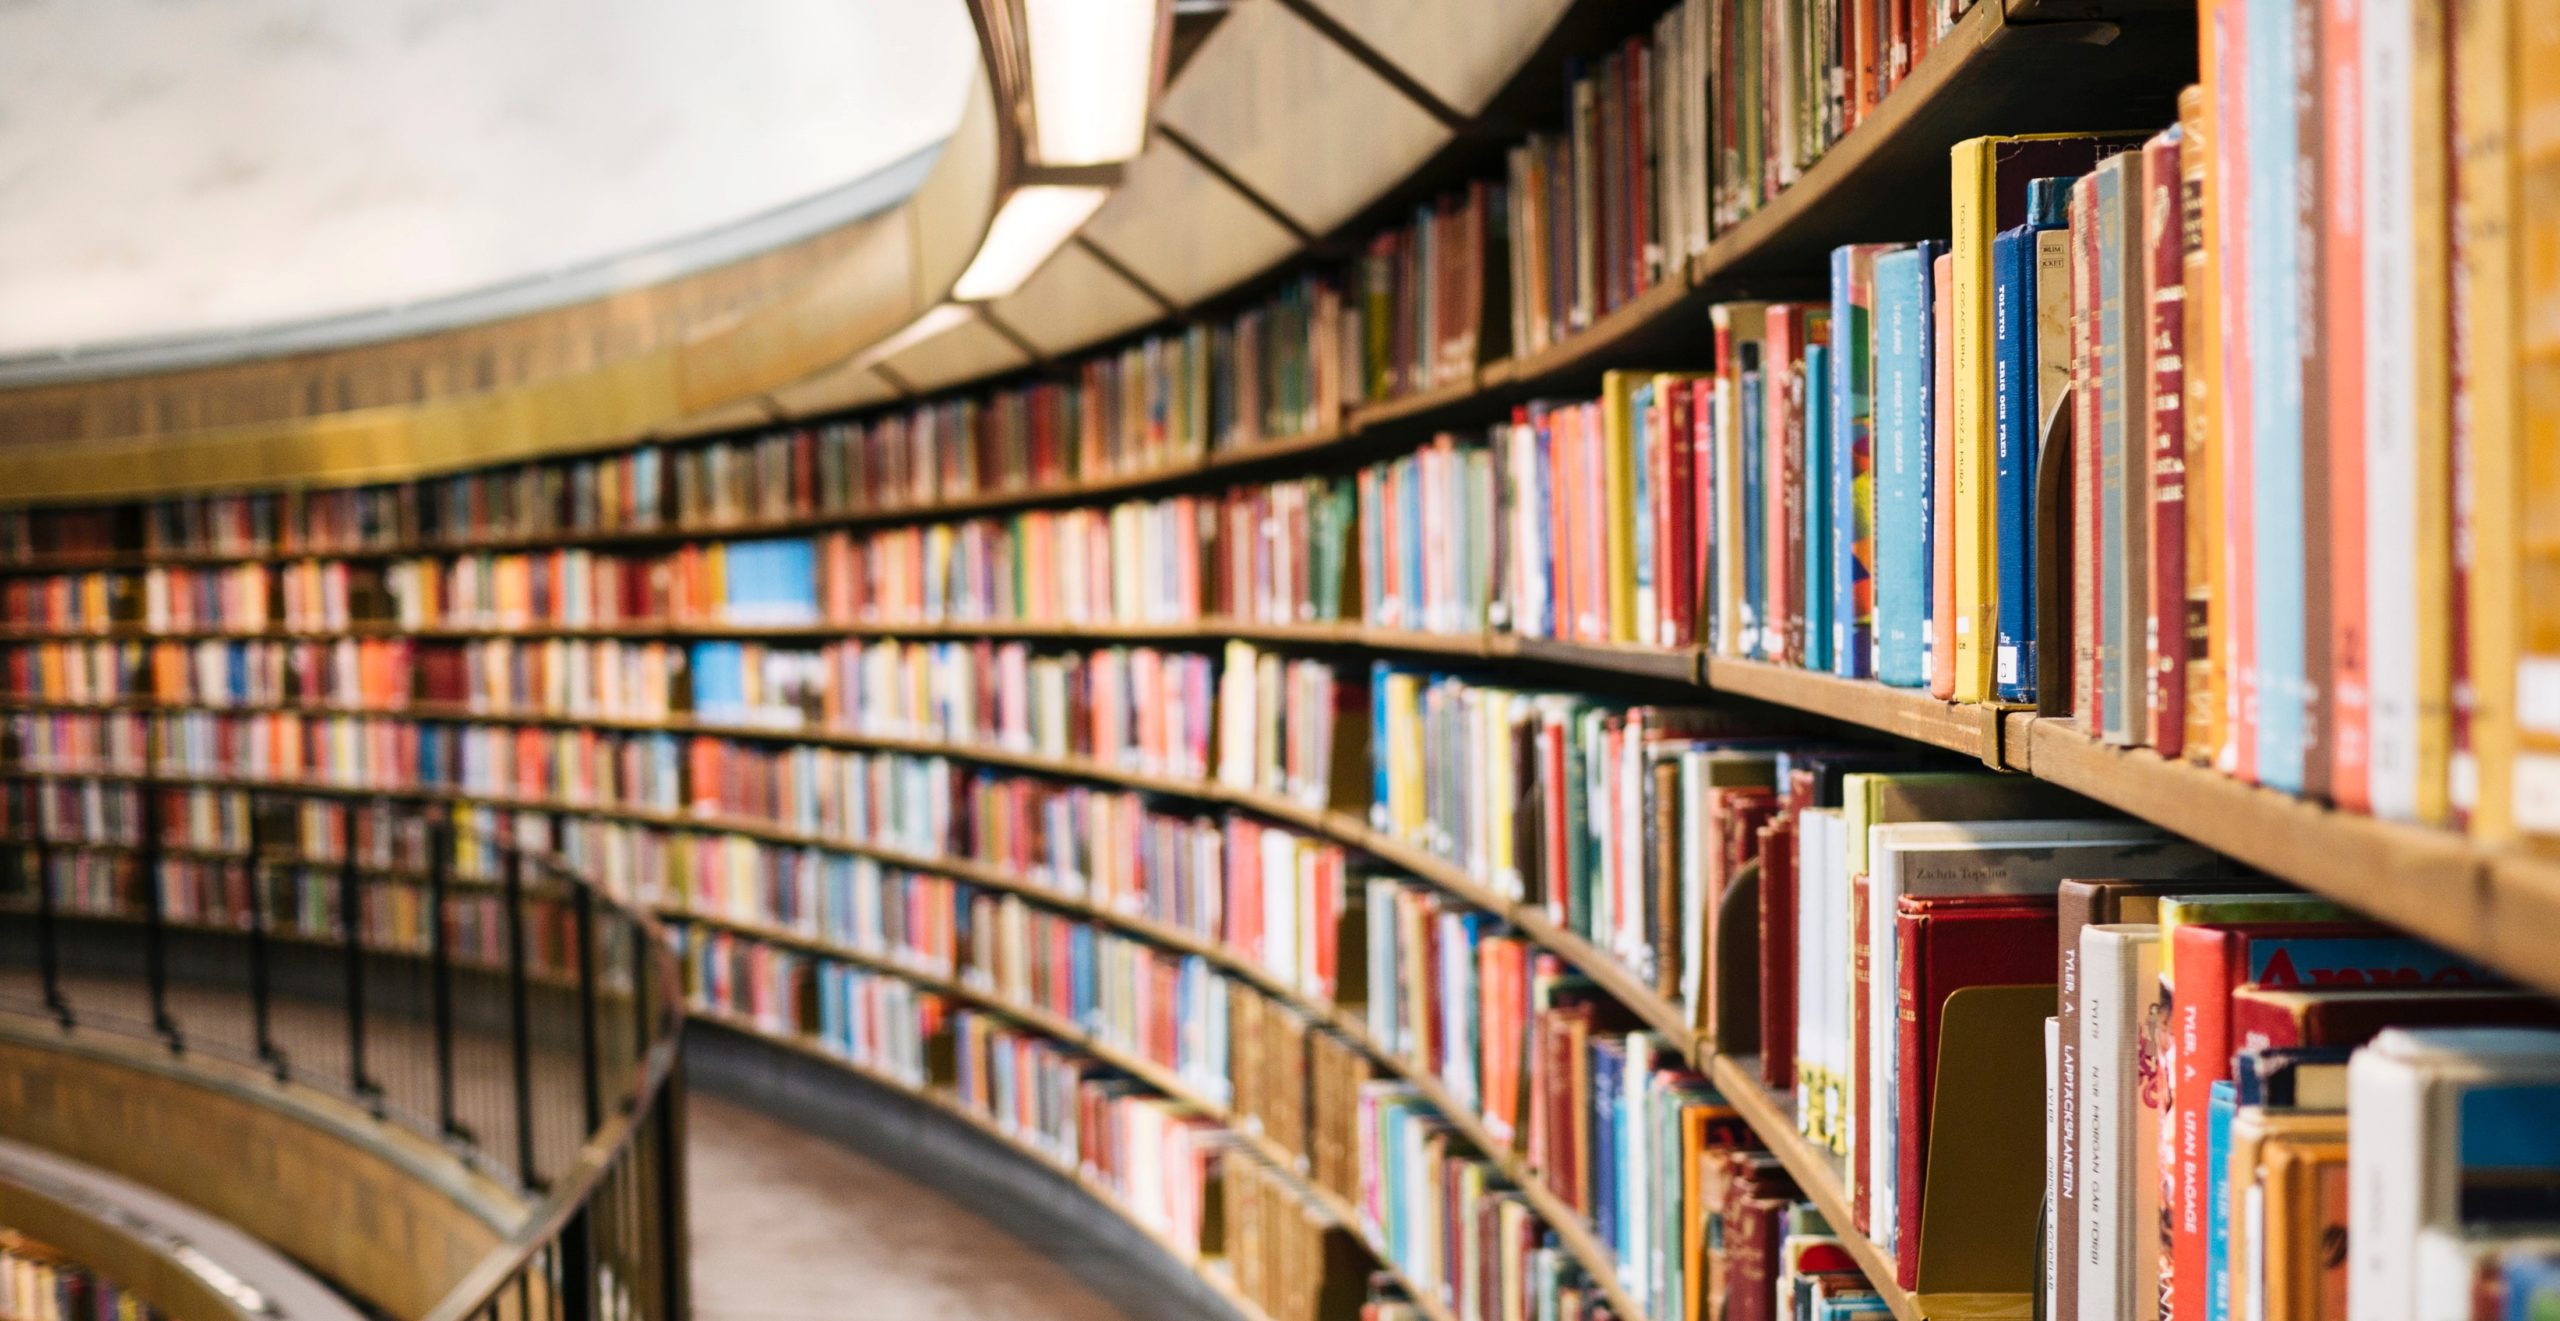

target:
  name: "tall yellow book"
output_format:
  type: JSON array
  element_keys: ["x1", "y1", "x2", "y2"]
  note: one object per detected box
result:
[
  {"x1": 1602, "y1": 371, "x2": 1641, "y2": 645},
  {"x1": 2513, "y1": 0, "x2": 2560, "y2": 842},
  {"x1": 1949, "y1": 133, "x2": 2147, "y2": 704},
  {"x1": 2455, "y1": 0, "x2": 2520, "y2": 838}
]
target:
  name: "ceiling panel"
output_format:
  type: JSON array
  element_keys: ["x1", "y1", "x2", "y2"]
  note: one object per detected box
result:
[
  {"x1": 990, "y1": 242, "x2": 1164, "y2": 358},
  {"x1": 1151, "y1": 2, "x2": 1448, "y2": 236},
  {"x1": 1079, "y1": 142, "x2": 1299, "y2": 309},
  {"x1": 879, "y1": 312, "x2": 1032, "y2": 394},
  {"x1": 1302, "y1": 0, "x2": 1575, "y2": 117}
]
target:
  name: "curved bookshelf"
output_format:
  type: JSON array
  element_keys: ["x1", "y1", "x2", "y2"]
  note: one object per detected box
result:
[{"x1": 14, "y1": 0, "x2": 2532, "y2": 1317}]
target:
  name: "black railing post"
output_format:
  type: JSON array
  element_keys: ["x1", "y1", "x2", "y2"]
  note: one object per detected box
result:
[
  {"x1": 340, "y1": 802, "x2": 379, "y2": 1108},
  {"x1": 248, "y1": 854, "x2": 285, "y2": 1080},
  {"x1": 557, "y1": 1204, "x2": 598, "y2": 1321},
  {"x1": 137, "y1": 722, "x2": 179, "y2": 1053},
  {"x1": 573, "y1": 879, "x2": 602, "y2": 1134},
  {"x1": 429, "y1": 812, "x2": 467, "y2": 1144},
  {"x1": 26, "y1": 781, "x2": 70, "y2": 1029},
  {"x1": 654, "y1": 1068, "x2": 690, "y2": 1321},
  {"x1": 504, "y1": 842, "x2": 541, "y2": 1190}
]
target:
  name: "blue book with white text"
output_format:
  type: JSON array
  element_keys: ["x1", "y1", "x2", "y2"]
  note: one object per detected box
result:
[
  {"x1": 1872, "y1": 244, "x2": 1939, "y2": 687},
  {"x1": 1991, "y1": 180, "x2": 2070, "y2": 703}
]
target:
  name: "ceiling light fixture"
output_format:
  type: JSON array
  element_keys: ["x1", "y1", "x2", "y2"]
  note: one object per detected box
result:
[
  {"x1": 852, "y1": 301, "x2": 977, "y2": 369},
  {"x1": 1023, "y1": 0, "x2": 1165, "y2": 166},
  {"x1": 951, "y1": 183, "x2": 1109, "y2": 301}
]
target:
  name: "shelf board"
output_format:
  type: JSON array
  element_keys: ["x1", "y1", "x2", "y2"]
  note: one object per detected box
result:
[
  {"x1": 1702, "y1": 657, "x2": 2000, "y2": 761},
  {"x1": 1707, "y1": 1054, "x2": 1919, "y2": 1321}
]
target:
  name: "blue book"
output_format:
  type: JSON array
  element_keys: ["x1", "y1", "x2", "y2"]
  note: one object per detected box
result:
[
  {"x1": 1804, "y1": 342, "x2": 1833, "y2": 672},
  {"x1": 2504, "y1": 1249, "x2": 2560, "y2": 1320},
  {"x1": 1872, "y1": 244, "x2": 1939, "y2": 687},
  {"x1": 690, "y1": 642, "x2": 747, "y2": 719},
  {"x1": 1532, "y1": 410, "x2": 1558, "y2": 637},
  {"x1": 2206, "y1": 1079, "x2": 2237, "y2": 1321},
  {"x1": 1590, "y1": 1038, "x2": 1624, "y2": 1253},
  {"x1": 2095, "y1": 160, "x2": 2132, "y2": 736},
  {"x1": 1741, "y1": 363, "x2": 1767, "y2": 659},
  {"x1": 722, "y1": 538, "x2": 820, "y2": 624},
  {"x1": 1370, "y1": 662, "x2": 1394, "y2": 828},
  {"x1": 1991, "y1": 181, "x2": 2070, "y2": 704},
  {"x1": 2246, "y1": 0, "x2": 2307, "y2": 790}
]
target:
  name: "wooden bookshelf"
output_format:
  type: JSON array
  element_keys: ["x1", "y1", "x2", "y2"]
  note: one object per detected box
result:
[{"x1": 1701, "y1": 657, "x2": 2005, "y2": 763}]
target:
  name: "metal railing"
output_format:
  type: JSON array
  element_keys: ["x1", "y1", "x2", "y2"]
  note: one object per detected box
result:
[{"x1": 0, "y1": 752, "x2": 688, "y2": 1321}]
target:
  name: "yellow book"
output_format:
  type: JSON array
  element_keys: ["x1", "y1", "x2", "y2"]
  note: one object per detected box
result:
[
  {"x1": 2456, "y1": 0, "x2": 2520, "y2": 838},
  {"x1": 1949, "y1": 133, "x2": 2146, "y2": 704},
  {"x1": 2180, "y1": 85, "x2": 2225, "y2": 762},
  {"x1": 2512, "y1": 0, "x2": 2560, "y2": 841},
  {"x1": 2410, "y1": 0, "x2": 2457, "y2": 826},
  {"x1": 1602, "y1": 371, "x2": 1641, "y2": 644},
  {"x1": 1710, "y1": 303, "x2": 1770, "y2": 657}
]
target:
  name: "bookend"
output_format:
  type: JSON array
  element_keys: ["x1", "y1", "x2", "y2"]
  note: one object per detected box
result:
[
  {"x1": 2032, "y1": 384, "x2": 2076, "y2": 719},
  {"x1": 1914, "y1": 983, "x2": 2056, "y2": 1319},
  {"x1": 1710, "y1": 863, "x2": 1762, "y2": 1053}
]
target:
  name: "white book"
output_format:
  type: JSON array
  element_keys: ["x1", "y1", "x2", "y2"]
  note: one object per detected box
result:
[
  {"x1": 2361, "y1": 0, "x2": 2420, "y2": 822},
  {"x1": 2348, "y1": 1027, "x2": 2560, "y2": 1321},
  {"x1": 2078, "y1": 923, "x2": 2161, "y2": 1321},
  {"x1": 2045, "y1": 1013, "x2": 2063, "y2": 1321},
  {"x1": 1865, "y1": 821, "x2": 2223, "y2": 1256}
]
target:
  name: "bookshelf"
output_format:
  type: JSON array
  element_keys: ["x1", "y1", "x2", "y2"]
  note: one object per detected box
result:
[{"x1": 9, "y1": 0, "x2": 2554, "y2": 1315}]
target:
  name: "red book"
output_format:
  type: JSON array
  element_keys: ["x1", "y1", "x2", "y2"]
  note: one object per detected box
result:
[
  {"x1": 2163, "y1": 922, "x2": 2489, "y2": 1321},
  {"x1": 1756, "y1": 813, "x2": 1798, "y2": 1089},
  {"x1": 1692, "y1": 378, "x2": 1719, "y2": 647},
  {"x1": 1892, "y1": 893, "x2": 2058, "y2": 1289},
  {"x1": 2145, "y1": 128, "x2": 2191, "y2": 755},
  {"x1": 2321, "y1": 0, "x2": 2370, "y2": 812},
  {"x1": 1663, "y1": 379, "x2": 1698, "y2": 646},
  {"x1": 2229, "y1": 985, "x2": 2560, "y2": 1054}
]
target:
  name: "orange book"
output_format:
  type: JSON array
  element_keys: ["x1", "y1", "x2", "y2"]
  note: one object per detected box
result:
[
  {"x1": 1930, "y1": 251, "x2": 1958, "y2": 699},
  {"x1": 2510, "y1": 0, "x2": 2560, "y2": 841}
]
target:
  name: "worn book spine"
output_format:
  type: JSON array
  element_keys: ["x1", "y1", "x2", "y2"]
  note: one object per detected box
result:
[
  {"x1": 2094, "y1": 155, "x2": 2134, "y2": 745},
  {"x1": 2451, "y1": 0, "x2": 2516, "y2": 835},
  {"x1": 2182, "y1": 86, "x2": 2224, "y2": 765},
  {"x1": 2512, "y1": 0, "x2": 2560, "y2": 842},
  {"x1": 2072, "y1": 178, "x2": 2105, "y2": 732},
  {"x1": 2147, "y1": 127, "x2": 2192, "y2": 757},
  {"x1": 1931, "y1": 250, "x2": 1958, "y2": 700}
]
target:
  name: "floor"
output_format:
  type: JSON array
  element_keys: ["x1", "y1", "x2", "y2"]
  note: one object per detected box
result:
[{"x1": 685, "y1": 1092, "x2": 1133, "y2": 1321}]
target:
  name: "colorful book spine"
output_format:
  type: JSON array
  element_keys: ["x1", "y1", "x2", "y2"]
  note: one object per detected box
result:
[
  {"x1": 1831, "y1": 246, "x2": 1887, "y2": 680},
  {"x1": 2322, "y1": 0, "x2": 2371, "y2": 814},
  {"x1": 1991, "y1": 182, "x2": 2069, "y2": 705},
  {"x1": 2145, "y1": 129, "x2": 2190, "y2": 757},
  {"x1": 2182, "y1": 85, "x2": 2224, "y2": 765},
  {"x1": 2246, "y1": 0, "x2": 2309, "y2": 794},
  {"x1": 1873, "y1": 247, "x2": 1937, "y2": 689}
]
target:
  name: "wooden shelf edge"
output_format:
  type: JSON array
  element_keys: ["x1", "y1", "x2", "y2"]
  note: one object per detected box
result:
[{"x1": 1702, "y1": 657, "x2": 1990, "y2": 759}]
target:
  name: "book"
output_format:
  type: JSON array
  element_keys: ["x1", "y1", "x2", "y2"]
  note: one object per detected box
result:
[
  {"x1": 2078, "y1": 922, "x2": 2162, "y2": 1321},
  {"x1": 1991, "y1": 179, "x2": 2072, "y2": 705},
  {"x1": 1872, "y1": 246, "x2": 1939, "y2": 689}
]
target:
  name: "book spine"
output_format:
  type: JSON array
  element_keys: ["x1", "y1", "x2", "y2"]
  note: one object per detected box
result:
[
  {"x1": 2247, "y1": 0, "x2": 2309, "y2": 794},
  {"x1": 1950, "y1": 139, "x2": 1998, "y2": 703},
  {"x1": 1876, "y1": 251, "x2": 1931, "y2": 688},
  {"x1": 2214, "y1": 0, "x2": 2260, "y2": 783},
  {"x1": 2073, "y1": 178, "x2": 2105, "y2": 731},
  {"x1": 1839, "y1": 248, "x2": 1879, "y2": 680},
  {"x1": 1931, "y1": 251, "x2": 1957, "y2": 700},
  {"x1": 2323, "y1": 0, "x2": 2371, "y2": 813},
  {"x1": 2148, "y1": 128, "x2": 2191, "y2": 757},
  {"x1": 2518, "y1": 0, "x2": 2560, "y2": 842},
  {"x1": 2096, "y1": 160, "x2": 2132, "y2": 744},
  {"x1": 2182, "y1": 86, "x2": 2224, "y2": 764},
  {"x1": 1990, "y1": 223, "x2": 2039, "y2": 703}
]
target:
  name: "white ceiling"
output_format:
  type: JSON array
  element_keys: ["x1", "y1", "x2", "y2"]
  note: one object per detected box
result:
[{"x1": 0, "y1": 0, "x2": 977, "y2": 359}]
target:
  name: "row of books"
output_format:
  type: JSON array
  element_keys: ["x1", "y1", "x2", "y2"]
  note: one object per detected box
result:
[
  {"x1": 0, "y1": 1230, "x2": 164, "y2": 1321},
  {"x1": 5, "y1": 847, "x2": 582, "y2": 973}
]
